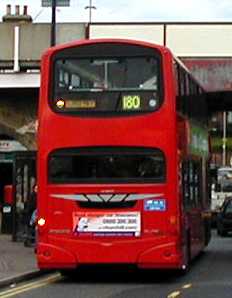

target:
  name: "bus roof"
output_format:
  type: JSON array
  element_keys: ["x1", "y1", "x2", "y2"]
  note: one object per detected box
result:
[{"x1": 41, "y1": 38, "x2": 172, "y2": 60}]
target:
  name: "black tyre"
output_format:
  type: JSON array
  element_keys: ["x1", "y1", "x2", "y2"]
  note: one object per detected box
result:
[{"x1": 60, "y1": 269, "x2": 76, "y2": 278}]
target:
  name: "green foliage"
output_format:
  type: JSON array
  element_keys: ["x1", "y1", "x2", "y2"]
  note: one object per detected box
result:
[{"x1": 211, "y1": 137, "x2": 232, "y2": 151}]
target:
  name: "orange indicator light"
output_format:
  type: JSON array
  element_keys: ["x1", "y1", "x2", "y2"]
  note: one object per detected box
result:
[
  {"x1": 38, "y1": 218, "x2": 46, "y2": 226},
  {"x1": 56, "y1": 99, "x2": 65, "y2": 108}
]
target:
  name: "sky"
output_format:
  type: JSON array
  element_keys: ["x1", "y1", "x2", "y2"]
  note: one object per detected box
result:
[{"x1": 0, "y1": 0, "x2": 232, "y2": 23}]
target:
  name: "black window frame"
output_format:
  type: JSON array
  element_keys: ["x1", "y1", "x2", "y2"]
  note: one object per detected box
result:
[
  {"x1": 182, "y1": 159, "x2": 203, "y2": 209},
  {"x1": 49, "y1": 42, "x2": 164, "y2": 117},
  {"x1": 48, "y1": 146, "x2": 166, "y2": 184},
  {"x1": 175, "y1": 61, "x2": 208, "y2": 125}
]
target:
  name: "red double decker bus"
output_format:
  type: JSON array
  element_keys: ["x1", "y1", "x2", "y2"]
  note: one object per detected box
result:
[{"x1": 37, "y1": 39, "x2": 211, "y2": 271}]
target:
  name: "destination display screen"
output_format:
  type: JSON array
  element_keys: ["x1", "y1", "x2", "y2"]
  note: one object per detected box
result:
[{"x1": 54, "y1": 91, "x2": 160, "y2": 113}]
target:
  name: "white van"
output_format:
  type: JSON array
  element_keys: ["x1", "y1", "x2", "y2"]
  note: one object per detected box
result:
[{"x1": 211, "y1": 167, "x2": 232, "y2": 222}]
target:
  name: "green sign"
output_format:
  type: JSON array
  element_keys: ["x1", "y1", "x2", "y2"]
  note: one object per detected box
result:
[
  {"x1": 189, "y1": 124, "x2": 209, "y2": 156},
  {"x1": 42, "y1": 0, "x2": 70, "y2": 7}
]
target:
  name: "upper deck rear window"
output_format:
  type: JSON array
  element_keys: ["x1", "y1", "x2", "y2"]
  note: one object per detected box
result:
[{"x1": 52, "y1": 43, "x2": 163, "y2": 115}]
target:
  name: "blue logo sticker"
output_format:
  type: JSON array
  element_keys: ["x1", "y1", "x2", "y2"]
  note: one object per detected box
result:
[{"x1": 144, "y1": 199, "x2": 166, "y2": 211}]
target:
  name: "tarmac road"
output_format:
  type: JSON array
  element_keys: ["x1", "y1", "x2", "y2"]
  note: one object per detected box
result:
[{"x1": 1, "y1": 231, "x2": 232, "y2": 298}]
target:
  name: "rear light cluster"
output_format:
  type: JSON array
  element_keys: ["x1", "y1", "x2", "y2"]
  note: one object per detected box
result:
[{"x1": 168, "y1": 215, "x2": 179, "y2": 236}]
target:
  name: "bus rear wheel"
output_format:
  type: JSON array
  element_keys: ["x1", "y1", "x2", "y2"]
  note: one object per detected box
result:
[
  {"x1": 180, "y1": 232, "x2": 191, "y2": 274},
  {"x1": 60, "y1": 269, "x2": 76, "y2": 278}
]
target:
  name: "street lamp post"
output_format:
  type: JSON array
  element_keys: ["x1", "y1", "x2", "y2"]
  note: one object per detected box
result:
[
  {"x1": 42, "y1": 0, "x2": 70, "y2": 46},
  {"x1": 51, "y1": 0, "x2": 56, "y2": 46},
  {"x1": 222, "y1": 111, "x2": 227, "y2": 166},
  {"x1": 85, "y1": 0, "x2": 96, "y2": 23}
]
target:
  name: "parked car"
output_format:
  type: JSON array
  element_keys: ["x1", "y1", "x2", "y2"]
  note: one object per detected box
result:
[
  {"x1": 211, "y1": 166, "x2": 232, "y2": 227},
  {"x1": 217, "y1": 197, "x2": 232, "y2": 236}
]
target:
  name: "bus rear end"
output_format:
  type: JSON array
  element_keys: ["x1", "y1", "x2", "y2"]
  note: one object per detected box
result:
[{"x1": 37, "y1": 39, "x2": 183, "y2": 270}]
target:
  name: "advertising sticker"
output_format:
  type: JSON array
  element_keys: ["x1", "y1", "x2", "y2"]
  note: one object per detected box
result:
[{"x1": 73, "y1": 212, "x2": 141, "y2": 237}]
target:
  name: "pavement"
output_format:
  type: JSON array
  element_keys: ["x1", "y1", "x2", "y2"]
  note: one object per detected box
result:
[{"x1": 0, "y1": 234, "x2": 43, "y2": 288}]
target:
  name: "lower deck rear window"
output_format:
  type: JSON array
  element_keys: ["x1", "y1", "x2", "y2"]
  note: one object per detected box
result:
[{"x1": 48, "y1": 147, "x2": 165, "y2": 184}]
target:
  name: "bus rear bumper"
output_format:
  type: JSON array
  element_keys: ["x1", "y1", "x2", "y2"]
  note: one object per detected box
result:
[
  {"x1": 137, "y1": 242, "x2": 181, "y2": 269},
  {"x1": 37, "y1": 243, "x2": 77, "y2": 269},
  {"x1": 37, "y1": 240, "x2": 182, "y2": 270}
]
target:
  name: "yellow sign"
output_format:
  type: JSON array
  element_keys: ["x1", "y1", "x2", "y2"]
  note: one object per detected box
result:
[
  {"x1": 122, "y1": 95, "x2": 141, "y2": 110},
  {"x1": 66, "y1": 100, "x2": 96, "y2": 109}
]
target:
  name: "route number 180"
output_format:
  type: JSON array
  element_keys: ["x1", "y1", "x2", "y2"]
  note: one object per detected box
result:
[{"x1": 122, "y1": 95, "x2": 141, "y2": 110}]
